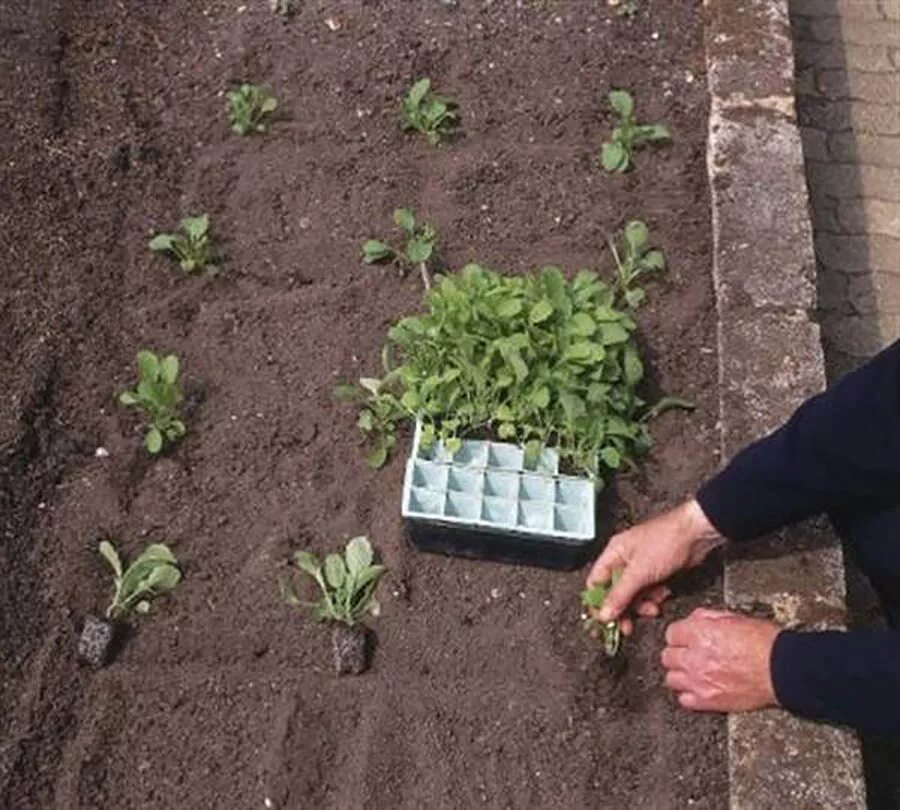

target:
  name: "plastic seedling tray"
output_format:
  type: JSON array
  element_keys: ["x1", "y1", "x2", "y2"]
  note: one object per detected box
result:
[{"x1": 402, "y1": 420, "x2": 597, "y2": 570}]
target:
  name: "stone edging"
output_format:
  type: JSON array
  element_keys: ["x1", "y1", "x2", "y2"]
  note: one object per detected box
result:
[{"x1": 703, "y1": 1, "x2": 866, "y2": 807}]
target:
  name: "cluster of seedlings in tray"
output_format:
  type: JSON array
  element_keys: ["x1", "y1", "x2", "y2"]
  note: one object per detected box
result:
[{"x1": 85, "y1": 8, "x2": 673, "y2": 669}]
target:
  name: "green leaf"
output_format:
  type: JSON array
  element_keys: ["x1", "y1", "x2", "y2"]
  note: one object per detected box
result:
[
  {"x1": 624, "y1": 288, "x2": 646, "y2": 309},
  {"x1": 565, "y1": 342, "x2": 595, "y2": 361},
  {"x1": 136, "y1": 350, "x2": 160, "y2": 381},
  {"x1": 359, "y1": 377, "x2": 381, "y2": 395},
  {"x1": 560, "y1": 392, "x2": 586, "y2": 422},
  {"x1": 324, "y1": 554, "x2": 346, "y2": 589},
  {"x1": 571, "y1": 312, "x2": 596, "y2": 336},
  {"x1": 643, "y1": 249, "x2": 665, "y2": 271},
  {"x1": 149, "y1": 234, "x2": 175, "y2": 252},
  {"x1": 145, "y1": 427, "x2": 163, "y2": 454},
  {"x1": 529, "y1": 298, "x2": 554, "y2": 324},
  {"x1": 497, "y1": 298, "x2": 523, "y2": 319},
  {"x1": 407, "y1": 78, "x2": 431, "y2": 108},
  {"x1": 393, "y1": 207, "x2": 416, "y2": 233},
  {"x1": 531, "y1": 387, "x2": 550, "y2": 409},
  {"x1": 160, "y1": 355, "x2": 180, "y2": 385},
  {"x1": 345, "y1": 536, "x2": 373, "y2": 575},
  {"x1": 146, "y1": 564, "x2": 181, "y2": 592},
  {"x1": 357, "y1": 410, "x2": 374, "y2": 431},
  {"x1": 261, "y1": 96, "x2": 278, "y2": 113},
  {"x1": 406, "y1": 237, "x2": 433, "y2": 264},
  {"x1": 134, "y1": 600, "x2": 151, "y2": 614},
  {"x1": 362, "y1": 240, "x2": 395, "y2": 263},
  {"x1": 624, "y1": 221, "x2": 649, "y2": 252},
  {"x1": 600, "y1": 447, "x2": 621, "y2": 469},
  {"x1": 609, "y1": 89, "x2": 634, "y2": 119},
  {"x1": 367, "y1": 442, "x2": 389, "y2": 468},
  {"x1": 639, "y1": 123, "x2": 671, "y2": 141},
  {"x1": 136, "y1": 544, "x2": 178, "y2": 567},
  {"x1": 598, "y1": 323, "x2": 630, "y2": 345},
  {"x1": 181, "y1": 215, "x2": 209, "y2": 240},
  {"x1": 497, "y1": 422, "x2": 516, "y2": 439},
  {"x1": 119, "y1": 390, "x2": 138, "y2": 406},
  {"x1": 280, "y1": 577, "x2": 302, "y2": 607},
  {"x1": 601, "y1": 141, "x2": 628, "y2": 172},
  {"x1": 293, "y1": 550, "x2": 321, "y2": 578},
  {"x1": 623, "y1": 345, "x2": 643, "y2": 385},
  {"x1": 401, "y1": 390, "x2": 420, "y2": 411},
  {"x1": 99, "y1": 540, "x2": 122, "y2": 579}
]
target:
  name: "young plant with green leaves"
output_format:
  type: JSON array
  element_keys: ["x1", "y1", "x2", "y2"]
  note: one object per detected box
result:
[
  {"x1": 608, "y1": 220, "x2": 666, "y2": 309},
  {"x1": 282, "y1": 536, "x2": 387, "y2": 674},
  {"x1": 269, "y1": 0, "x2": 296, "y2": 15},
  {"x1": 581, "y1": 571, "x2": 622, "y2": 656},
  {"x1": 78, "y1": 540, "x2": 182, "y2": 668},
  {"x1": 600, "y1": 90, "x2": 670, "y2": 173},
  {"x1": 615, "y1": 0, "x2": 640, "y2": 18},
  {"x1": 337, "y1": 244, "x2": 687, "y2": 476},
  {"x1": 227, "y1": 83, "x2": 278, "y2": 135},
  {"x1": 149, "y1": 214, "x2": 217, "y2": 275},
  {"x1": 401, "y1": 78, "x2": 458, "y2": 146},
  {"x1": 118, "y1": 350, "x2": 186, "y2": 454},
  {"x1": 362, "y1": 207, "x2": 437, "y2": 290}
]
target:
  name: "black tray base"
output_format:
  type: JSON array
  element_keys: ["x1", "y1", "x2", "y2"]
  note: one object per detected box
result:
[{"x1": 406, "y1": 519, "x2": 598, "y2": 571}]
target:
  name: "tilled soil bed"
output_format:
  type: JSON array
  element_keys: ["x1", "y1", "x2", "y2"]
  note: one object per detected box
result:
[{"x1": 1, "y1": 1, "x2": 726, "y2": 808}]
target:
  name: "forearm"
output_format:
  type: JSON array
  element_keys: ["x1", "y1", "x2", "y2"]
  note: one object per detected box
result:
[
  {"x1": 697, "y1": 340, "x2": 900, "y2": 542},
  {"x1": 772, "y1": 628, "x2": 900, "y2": 734}
]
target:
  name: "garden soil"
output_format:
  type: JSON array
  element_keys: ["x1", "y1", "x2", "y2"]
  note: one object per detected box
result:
[{"x1": 0, "y1": 1, "x2": 726, "y2": 808}]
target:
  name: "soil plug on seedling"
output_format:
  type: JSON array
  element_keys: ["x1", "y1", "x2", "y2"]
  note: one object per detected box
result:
[
  {"x1": 78, "y1": 540, "x2": 181, "y2": 668},
  {"x1": 227, "y1": 83, "x2": 278, "y2": 135},
  {"x1": 581, "y1": 572, "x2": 623, "y2": 656},
  {"x1": 401, "y1": 78, "x2": 458, "y2": 146},
  {"x1": 149, "y1": 214, "x2": 218, "y2": 275},
  {"x1": 362, "y1": 207, "x2": 437, "y2": 290},
  {"x1": 600, "y1": 90, "x2": 670, "y2": 173},
  {"x1": 118, "y1": 350, "x2": 186, "y2": 454},
  {"x1": 281, "y1": 536, "x2": 387, "y2": 675}
]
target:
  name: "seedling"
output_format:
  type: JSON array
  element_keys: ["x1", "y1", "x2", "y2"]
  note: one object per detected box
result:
[
  {"x1": 608, "y1": 220, "x2": 666, "y2": 309},
  {"x1": 227, "y1": 83, "x2": 278, "y2": 136},
  {"x1": 78, "y1": 540, "x2": 181, "y2": 668},
  {"x1": 118, "y1": 350, "x2": 186, "y2": 454},
  {"x1": 149, "y1": 214, "x2": 218, "y2": 275},
  {"x1": 600, "y1": 90, "x2": 670, "y2": 172},
  {"x1": 615, "y1": 0, "x2": 640, "y2": 18},
  {"x1": 581, "y1": 571, "x2": 622, "y2": 656},
  {"x1": 281, "y1": 536, "x2": 387, "y2": 675},
  {"x1": 401, "y1": 78, "x2": 458, "y2": 146},
  {"x1": 362, "y1": 208, "x2": 437, "y2": 290}
]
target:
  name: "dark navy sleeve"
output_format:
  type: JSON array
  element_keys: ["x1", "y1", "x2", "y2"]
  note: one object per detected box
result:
[
  {"x1": 771, "y1": 629, "x2": 900, "y2": 734},
  {"x1": 695, "y1": 340, "x2": 900, "y2": 542}
]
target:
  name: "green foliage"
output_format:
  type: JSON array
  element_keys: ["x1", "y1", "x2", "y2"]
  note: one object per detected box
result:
[
  {"x1": 401, "y1": 78, "x2": 458, "y2": 146},
  {"x1": 581, "y1": 572, "x2": 622, "y2": 656},
  {"x1": 600, "y1": 90, "x2": 671, "y2": 173},
  {"x1": 269, "y1": 0, "x2": 297, "y2": 15},
  {"x1": 608, "y1": 220, "x2": 666, "y2": 309},
  {"x1": 362, "y1": 208, "x2": 437, "y2": 272},
  {"x1": 227, "y1": 83, "x2": 278, "y2": 136},
  {"x1": 118, "y1": 350, "x2": 186, "y2": 454},
  {"x1": 149, "y1": 214, "x2": 217, "y2": 275},
  {"x1": 616, "y1": 0, "x2": 640, "y2": 18},
  {"x1": 99, "y1": 540, "x2": 181, "y2": 622},
  {"x1": 338, "y1": 223, "x2": 681, "y2": 476},
  {"x1": 281, "y1": 536, "x2": 387, "y2": 626}
]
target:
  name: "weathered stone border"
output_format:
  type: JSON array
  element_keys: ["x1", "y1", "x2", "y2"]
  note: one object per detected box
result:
[{"x1": 704, "y1": 1, "x2": 866, "y2": 806}]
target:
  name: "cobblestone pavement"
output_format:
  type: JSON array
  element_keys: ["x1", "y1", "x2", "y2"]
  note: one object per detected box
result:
[{"x1": 790, "y1": 0, "x2": 900, "y2": 380}]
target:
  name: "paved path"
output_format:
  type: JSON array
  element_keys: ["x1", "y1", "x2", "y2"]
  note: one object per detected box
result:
[{"x1": 790, "y1": 0, "x2": 900, "y2": 380}]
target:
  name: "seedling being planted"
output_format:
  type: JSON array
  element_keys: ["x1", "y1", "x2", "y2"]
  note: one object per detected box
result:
[
  {"x1": 78, "y1": 540, "x2": 181, "y2": 668},
  {"x1": 149, "y1": 214, "x2": 218, "y2": 275},
  {"x1": 281, "y1": 536, "x2": 387, "y2": 675},
  {"x1": 608, "y1": 220, "x2": 666, "y2": 309},
  {"x1": 581, "y1": 572, "x2": 622, "y2": 657},
  {"x1": 362, "y1": 207, "x2": 437, "y2": 290},
  {"x1": 401, "y1": 78, "x2": 458, "y2": 146},
  {"x1": 600, "y1": 89, "x2": 670, "y2": 173},
  {"x1": 119, "y1": 350, "x2": 186, "y2": 454},
  {"x1": 227, "y1": 83, "x2": 278, "y2": 135}
]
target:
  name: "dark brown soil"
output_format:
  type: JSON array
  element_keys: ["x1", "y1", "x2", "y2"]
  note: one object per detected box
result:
[{"x1": 0, "y1": 1, "x2": 725, "y2": 808}]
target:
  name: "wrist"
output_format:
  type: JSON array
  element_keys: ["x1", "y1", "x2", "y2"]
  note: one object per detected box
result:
[{"x1": 681, "y1": 499, "x2": 724, "y2": 565}]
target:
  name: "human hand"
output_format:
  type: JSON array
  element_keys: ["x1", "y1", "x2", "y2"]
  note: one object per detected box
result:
[
  {"x1": 662, "y1": 608, "x2": 780, "y2": 712},
  {"x1": 586, "y1": 499, "x2": 723, "y2": 635}
]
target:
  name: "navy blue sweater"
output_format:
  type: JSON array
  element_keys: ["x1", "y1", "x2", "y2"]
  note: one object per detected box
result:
[{"x1": 696, "y1": 340, "x2": 900, "y2": 735}]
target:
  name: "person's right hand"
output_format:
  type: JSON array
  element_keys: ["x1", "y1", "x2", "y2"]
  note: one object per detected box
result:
[{"x1": 586, "y1": 499, "x2": 724, "y2": 635}]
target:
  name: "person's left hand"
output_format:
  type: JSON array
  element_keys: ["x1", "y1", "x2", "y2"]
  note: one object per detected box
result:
[{"x1": 661, "y1": 608, "x2": 781, "y2": 713}]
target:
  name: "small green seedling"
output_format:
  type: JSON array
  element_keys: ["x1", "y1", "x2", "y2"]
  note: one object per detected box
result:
[
  {"x1": 362, "y1": 208, "x2": 437, "y2": 290},
  {"x1": 282, "y1": 536, "x2": 387, "y2": 674},
  {"x1": 118, "y1": 350, "x2": 186, "y2": 454},
  {"x1": 149, "y1": 214, "x2": 217, "y2": 275},
  {"x1": 615, "y1": 0, "x2": 640, "y2": 18},
  {"x1": 581, "y1": 571, "x2": 623, "y2": 656},
  {"x1": 608, "y1": 220, "x2": 666, "y2": 308},
  {"x1": 100, "y1": 540, "x2": 182, "y2": 621},
  {"x1": 227, "y1": 83, "x2": 278, "y2": 136},
  {"x1": 401, "y1": 78, "x2": 458, "y2": 146},
  {"x1": 600, "y1": 90, "x2": 670, "y2": 173}
]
